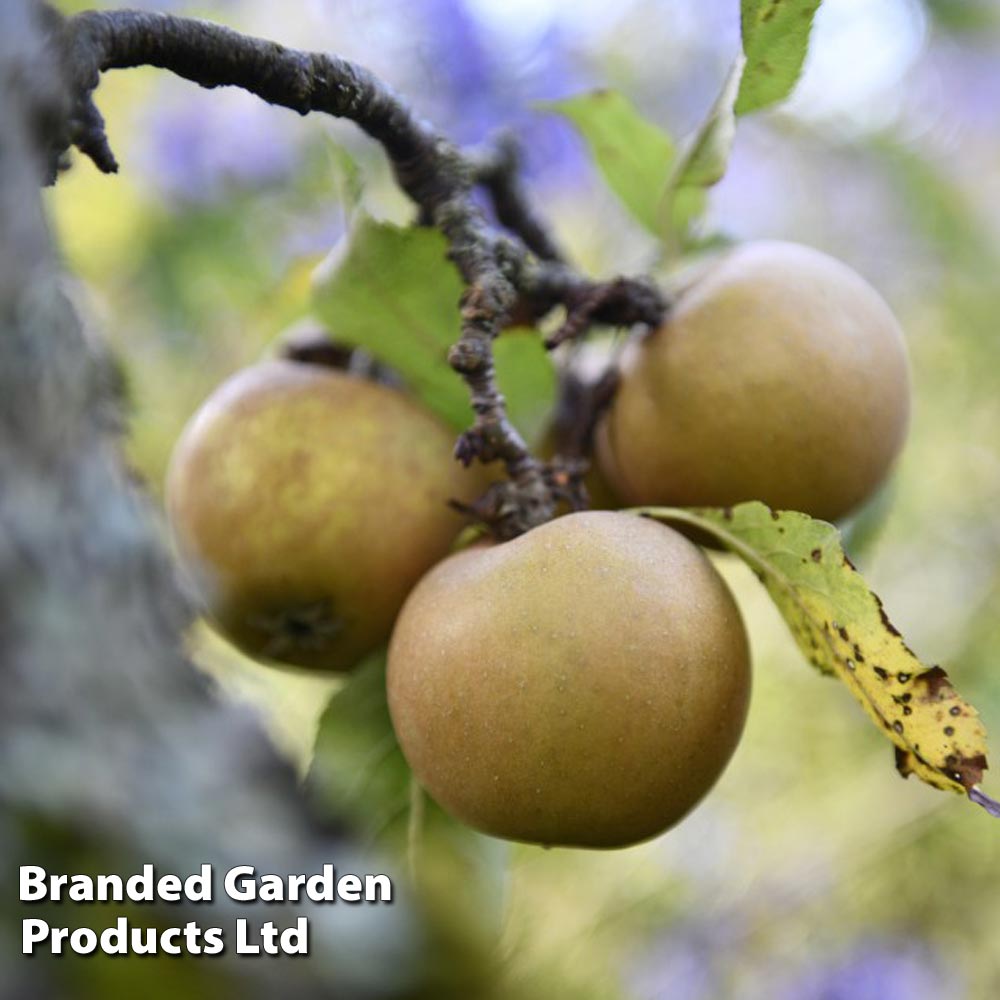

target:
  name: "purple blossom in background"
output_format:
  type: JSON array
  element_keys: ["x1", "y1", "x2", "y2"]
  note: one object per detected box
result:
[
  {"x1": 132, "y1": 87, "x2": 298, "y2": 206},
  {"x1": 778, "y1": 939, "x2": 956, "y2": 1000},
  {"x1": 507, "y1": 23, "x2": 595, "y2": 186},
  {"x1": 416, "y1": 0, "x2": 497, "y2": 144},
  {"x1": 103, "y1": 0, "x2": 183, "y2": 8},
  {"x1": 104, "y1": 0, "x2": 243, "y2": 9},
  {"x1": 280, "y1": 209, "x2": 347, "y2": 260},
  {"x1": 626, "y1": 917, "x2": 746, "y2": 1000},
  {"x1": 629, "y1": 939, "x2": 718, "y2": 1000},
  {"x1": 910, "y1": 38, "x2": 1000, "y2": 136},
  {"x1": 413, "y1": 0, "x2": 592, "y2": 184}
]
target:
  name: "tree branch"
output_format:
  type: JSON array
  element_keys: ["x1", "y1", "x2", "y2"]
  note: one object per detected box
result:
[
  {"x1": 468, "y1": 130, "x2": 565, "y2": 263},
  {"x1": 55, "y1": 6, "x2": 667, "y2": 538}
]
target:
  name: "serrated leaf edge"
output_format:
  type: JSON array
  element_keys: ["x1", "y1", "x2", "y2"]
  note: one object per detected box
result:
[{"x1": 637, "y1": 504, "x2": 1000, "y2": 819}]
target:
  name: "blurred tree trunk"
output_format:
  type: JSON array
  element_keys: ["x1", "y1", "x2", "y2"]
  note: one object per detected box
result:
[{"x1": 0, "y1": 4, "x2": 442, "y2": 996}]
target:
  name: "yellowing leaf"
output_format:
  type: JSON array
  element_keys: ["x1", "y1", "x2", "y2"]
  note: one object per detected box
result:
[{"x1": 643, "y1": 502, "x2": 999, "y2": 817}]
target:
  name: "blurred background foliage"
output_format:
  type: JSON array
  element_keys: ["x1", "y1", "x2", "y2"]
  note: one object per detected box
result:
[{"x1": 47, "y1": 0, "x2": 1000, "y2": 997}]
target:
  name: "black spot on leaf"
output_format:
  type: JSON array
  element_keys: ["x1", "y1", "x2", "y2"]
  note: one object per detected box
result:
[
  {"x1": 874, "y1": 594, "x2": 903, "y2": 637},
  {"x1": 918, "y1": 666, "x2": 951, "y2": 700}
]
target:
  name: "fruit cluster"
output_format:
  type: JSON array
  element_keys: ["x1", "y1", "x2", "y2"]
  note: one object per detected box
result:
[{"x1": 167, "y1": 241, "x2": 910, "y2": 848}]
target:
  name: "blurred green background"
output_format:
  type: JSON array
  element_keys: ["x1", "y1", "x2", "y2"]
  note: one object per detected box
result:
[{"x1": 47, "y1": 1, "x2": 1000, "y2": 997}]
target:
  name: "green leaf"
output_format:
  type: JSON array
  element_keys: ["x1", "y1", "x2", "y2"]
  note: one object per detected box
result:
[
  {"x1": 311, "y1": 217, "x2": 471, "y2": 428},
  {"x1": 662, "y1": 55, "x2": 745, "y2": 246},
  {"x1": 924, "y1": 0, "x2": 1000, "y2": 33},
  {"x1": 311, "y1": 215, "x2": 555, "y2": 438},
  {"x1": 736, "y1": 0, "x2": 823, "y2": 116},
  {"x1": 641, "y1": 502, "x2": 999, "y2": 817},
  {"x1": 324, "y1": 139, "x2": 364, "y2": 212},
  {"x1": 494, "y1": 330, "x2": 557, "y2": 448},
  {"x1": 540, "y1": 91, "x2": 675, "y2": 234},
  {"x1": 672, "y1": 56, "x2": 746, "y2": 190},
  {"x1": 665, "y1": 188, "x2": 708, "y2": 249},
  {"x1": 308, "y1": 654, "x2": 511, "y2": 901},
  {"x1": 308, "y1": 652, "x2": 412, "y2": 840}
]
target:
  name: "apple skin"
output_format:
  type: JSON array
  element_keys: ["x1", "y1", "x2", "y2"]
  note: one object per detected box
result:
[
  {"x1": 597, "y1": 241, "x2": 911, "y2": 522},
  {"x1": 387, "y1": 511, "x2": 750, "y2": 849},
  {"x1": 166, "y1": 359, "x2": 483, "y2": 672}
]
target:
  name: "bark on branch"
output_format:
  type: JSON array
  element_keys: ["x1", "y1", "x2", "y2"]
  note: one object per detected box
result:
[{"x1": 54, "y1": 6, "x2": 667, "y2": 539}]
